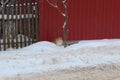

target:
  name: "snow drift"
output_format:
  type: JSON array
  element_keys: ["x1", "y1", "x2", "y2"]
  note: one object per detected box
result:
[{"x1": 0, "y1": 39, "x2": 120, "y2": 78}]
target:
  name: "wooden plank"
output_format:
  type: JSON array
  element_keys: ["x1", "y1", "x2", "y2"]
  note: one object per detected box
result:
[
  {"x1": 19, "y1": 3, "x2": 23, "y2": 48},
  {"x1": 30, "y1": 0, "x2": 35, "y2": 43},
  {"x1": 6, "y1": 3, "x2": 10, "y2": 48},
  {"x1": 23, "y1": 0, "x2": 27, "y2": 46},
  {"x1": 0, "y1": 20, "x2": 1, "y2": 50},
  {"x1": 2, "y1": 4, "x2": 6, "y2": 50},
  {"x1": 15, "y1": 1, "x2": 19, "y2": 48},
  {"x1": 35, "y1": 0, "x2": 38, "y2": 42},
  {"x1": 27, "y1": 0, "x2": 32, "y2": 45},
  {"x1": 10, "y1": 0, "x2": 15, "y2": 48}
]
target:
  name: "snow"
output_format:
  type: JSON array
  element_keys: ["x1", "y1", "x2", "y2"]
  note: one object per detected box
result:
[
  {"x1": 66, "y1": 39, "x2": 120, "y2": 50},
  {"x1": 0, "y1": 39, "x2": 120, "y2": 77},
  {"x1": 0, "y1": 14, "x2": 35, "y2": 19},
  {"x1": 20, "y1": 41, "x2": 63, "y2": 53}
]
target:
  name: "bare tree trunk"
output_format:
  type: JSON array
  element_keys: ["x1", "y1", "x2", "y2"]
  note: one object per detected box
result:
[
  {"x1": 62, "y1": 1, "x2": 68, "y2": 47},
  {"x1": 46, "y1": 0, "x2": 68, "y2": 47}
]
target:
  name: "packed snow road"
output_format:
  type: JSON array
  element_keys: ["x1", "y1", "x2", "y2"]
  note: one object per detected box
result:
[
  {"x1": 4, "y1": 63, "x2": 120, "y2": 80},
  {"x1": 0, "y1": 39, "x2": 120, "y2": 80}
]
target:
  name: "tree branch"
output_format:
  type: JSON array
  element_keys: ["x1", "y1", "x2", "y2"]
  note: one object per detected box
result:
[{"x1": 46, "y1": 0, "x2": 65, "y2": 16}]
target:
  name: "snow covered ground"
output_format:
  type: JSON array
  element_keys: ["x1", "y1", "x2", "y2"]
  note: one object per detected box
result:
[{"x1": 0, "y1": 39, "x2": 120, "y2": 78}]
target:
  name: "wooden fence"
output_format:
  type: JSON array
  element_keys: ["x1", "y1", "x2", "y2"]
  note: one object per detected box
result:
[{"x1": 0, "y1": 0, "x2": 38, "y2": 51}]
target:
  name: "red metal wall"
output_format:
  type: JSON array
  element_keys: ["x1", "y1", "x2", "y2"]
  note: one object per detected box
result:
[{"x1": 39, "y1": 0, "x2": 120, "y2": 41}]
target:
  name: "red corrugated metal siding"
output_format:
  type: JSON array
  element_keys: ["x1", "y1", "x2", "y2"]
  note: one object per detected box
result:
[
  {"x1": 38, "y1": 0, "x2": 64, "y2": 41},
  {"x1": 39, "y1": 0, "x2": 120, "y2": 41}
]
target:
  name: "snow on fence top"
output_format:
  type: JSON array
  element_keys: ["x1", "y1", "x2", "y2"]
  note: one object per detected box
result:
[{"x1": 0, "y1": 14, "x2": 35, "y2": 19}]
